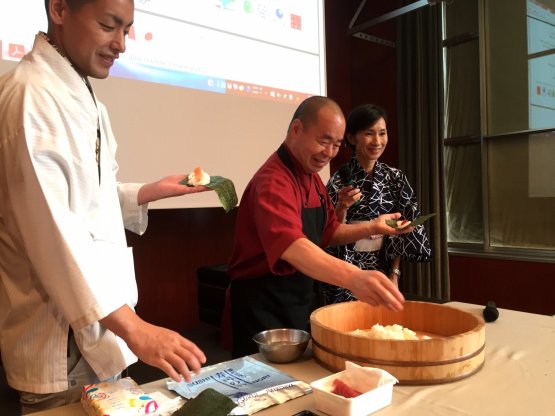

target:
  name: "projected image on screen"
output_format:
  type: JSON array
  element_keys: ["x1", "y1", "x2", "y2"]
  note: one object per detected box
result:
[
  {"x1": 118, "y1": 1, "x2": 322, "y2": 101},
  {"x1": 0, "y1": 0, "x2": 327, "y2": 209},
  {"x1": 1, "y1": 0, "x2": 323, "y2": 101}
]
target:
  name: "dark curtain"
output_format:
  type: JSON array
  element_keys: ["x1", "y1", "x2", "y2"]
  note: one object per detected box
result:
[{"x1": 397, "y1": 3, "x2": 450, "y2": 301}]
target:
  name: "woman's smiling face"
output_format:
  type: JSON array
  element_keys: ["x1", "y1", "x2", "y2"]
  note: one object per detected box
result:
[{"x1": 349, "y1": 117, "x2": 388, "y2": 164}]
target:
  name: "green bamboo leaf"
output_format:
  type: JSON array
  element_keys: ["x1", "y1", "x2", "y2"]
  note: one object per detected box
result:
[
  {"x1": 386, "y1": 213, "x2": 436, "y2": 230},
  {"x1": 408, "y1": 213, "x2": 436, "y2": 227},
  {"x1": 180, "y1": 176, "x2": 238, "y2": 213},
  {"x1": 385, "y1": 219, "x2": 398, "y2": 228}
]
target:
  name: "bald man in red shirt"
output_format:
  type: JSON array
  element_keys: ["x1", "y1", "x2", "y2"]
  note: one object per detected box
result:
[{"x1": 228, "y1": 96, "x2": 412, "y2": 357}]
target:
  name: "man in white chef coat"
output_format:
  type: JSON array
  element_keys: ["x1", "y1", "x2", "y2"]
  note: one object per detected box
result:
[{"x1": 0, "y1": 0, "x2": 208, "y2": 412}]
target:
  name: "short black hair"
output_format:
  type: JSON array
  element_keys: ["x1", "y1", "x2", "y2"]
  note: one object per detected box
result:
[
  {"x1": 44, "y1": 0, "x2": 96, "y2": 15},
  {"x1": 45, "y1": 0, "x2": 97, "y2": 25}
]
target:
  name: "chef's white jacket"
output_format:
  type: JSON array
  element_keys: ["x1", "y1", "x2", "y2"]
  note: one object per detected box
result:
[{"x1": 0, "y1": 34, "x2": 148, "y2": 393}]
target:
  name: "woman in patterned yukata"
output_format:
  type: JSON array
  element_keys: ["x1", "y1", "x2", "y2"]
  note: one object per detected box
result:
[{"x1": 325, "y1": 104, "x2": 431, "y2": 304}]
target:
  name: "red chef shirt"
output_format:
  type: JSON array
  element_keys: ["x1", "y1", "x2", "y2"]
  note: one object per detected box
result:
[{"x1": 228, "y1": 145, "x2": 340, "y2": 280}]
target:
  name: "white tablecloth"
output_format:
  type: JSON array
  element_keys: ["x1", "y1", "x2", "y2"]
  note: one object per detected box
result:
[{"x1": 35, "y1": 302, "x2": 555, "y2": 415}]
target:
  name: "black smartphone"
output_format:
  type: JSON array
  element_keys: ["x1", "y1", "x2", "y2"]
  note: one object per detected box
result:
[{"x1": 291, "y1": 411, "x2": 318, "y2": 416}]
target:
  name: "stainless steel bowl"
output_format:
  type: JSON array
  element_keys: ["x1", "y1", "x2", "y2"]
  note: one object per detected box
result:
[{"x1": 252, "y1": 328, "x2": 311, "y2": 363}]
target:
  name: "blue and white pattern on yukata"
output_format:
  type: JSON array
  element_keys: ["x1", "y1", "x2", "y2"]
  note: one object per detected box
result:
[{"x1": 325, "y1": 157, "x2": 431, "y2": 304}]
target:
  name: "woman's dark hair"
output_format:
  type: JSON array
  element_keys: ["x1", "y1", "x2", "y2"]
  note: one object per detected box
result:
[
  {"x1": 344, "y1": 104, "x2": 387, "y2": 149},
  {"x1": 345, "y1": 104, "x2": 387, "y2": 136}
]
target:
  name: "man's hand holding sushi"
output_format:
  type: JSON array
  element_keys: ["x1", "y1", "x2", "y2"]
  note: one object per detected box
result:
[
  {"x1": 100, "y1": 305, "x2": 207, "y2": 382},
  {"x1": 138, "y1": 174, "x2": 209, "y2": 205}
]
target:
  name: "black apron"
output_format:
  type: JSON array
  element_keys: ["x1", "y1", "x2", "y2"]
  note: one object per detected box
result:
[{"x1": 230, "y1": 145, "x2": 327, "y2": 358}]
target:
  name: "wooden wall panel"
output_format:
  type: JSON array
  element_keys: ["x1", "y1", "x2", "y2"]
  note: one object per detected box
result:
[
  {"x1": 126, "y1": 208, "x2": 236, "y2": 330},
  {"x1": 449, "y1": 255, "x2": 555, "y2": 315}
]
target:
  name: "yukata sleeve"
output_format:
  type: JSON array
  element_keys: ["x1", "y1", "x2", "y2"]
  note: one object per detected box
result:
[
  {"x1": 325, "y1": 173, "x2": 342, "y2": 257},
  {"x1": 384, "y1": 173, "x2": 431, "y2": 262}
]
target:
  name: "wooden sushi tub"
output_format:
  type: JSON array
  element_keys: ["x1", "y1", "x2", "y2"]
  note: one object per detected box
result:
[{"x1": 310, "y1": 301, "x2": 485, "y2": 385}]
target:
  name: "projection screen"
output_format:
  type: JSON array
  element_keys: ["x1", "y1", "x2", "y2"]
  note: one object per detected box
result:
[{"x1": 0, "y1": 0, "x2": 327, "y2": 208}]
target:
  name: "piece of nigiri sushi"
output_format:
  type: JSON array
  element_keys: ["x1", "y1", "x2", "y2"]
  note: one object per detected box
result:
[{"x1": 187, "y1": 167, "x2": 210, "y2": 186}]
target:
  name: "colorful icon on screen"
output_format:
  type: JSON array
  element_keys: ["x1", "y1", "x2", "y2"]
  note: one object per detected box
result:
[
  {"x1": 291, "y1": 14, "x2": 302, "y2": 30},
  {"x1": 8, "y1": 43, "x2": 26, "y2": 59}
]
